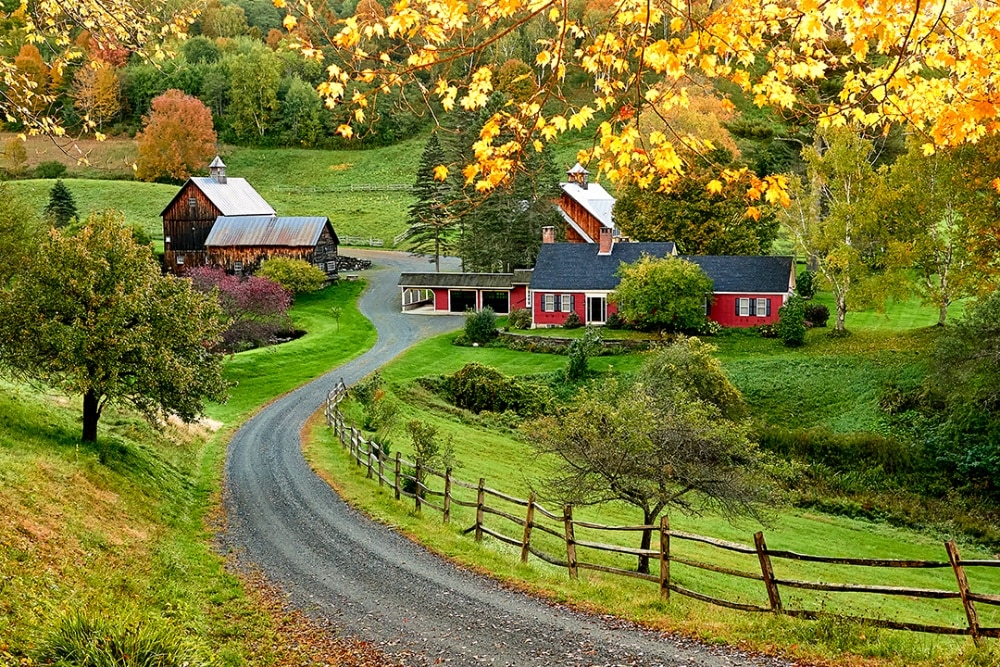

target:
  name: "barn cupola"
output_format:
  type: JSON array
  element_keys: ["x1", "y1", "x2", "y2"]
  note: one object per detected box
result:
[
  {"x1": 567, "y1": 162, "x2": 589, "y2": 189},
  {"x1": 209, "y1": 156, "x2": 227, "y2": 184}
]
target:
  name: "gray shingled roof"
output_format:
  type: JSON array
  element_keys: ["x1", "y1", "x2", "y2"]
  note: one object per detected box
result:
[
  {"x1": 530, "y1": 242, "x2": 792, "y2": 294},
  {"x1": 205, "y1": 216, "x2": 336, "y2": 247},
  {"x1": 161, "y1": 177, "x2": 276, "y2": 217},
  {"x1": 398, "y1": 272, "x2": 518, "y2": 289},
  {"x1": 530, "y1": 242, "x2": 676, "y2": 291},
  {"x1": 682, "y1": 255, "x2": 794, "y2": 293}
]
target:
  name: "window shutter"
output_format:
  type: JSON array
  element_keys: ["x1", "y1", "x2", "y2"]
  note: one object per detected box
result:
[
  {"x1": 750, "y1": 298, "x2": 757, "y2": 316},
  {"x1": 765, "y1": 299, "x2": 771, "y2": 316},
  {"x1": 735, "y1": 299, "x2": 740, "y2": 316}
]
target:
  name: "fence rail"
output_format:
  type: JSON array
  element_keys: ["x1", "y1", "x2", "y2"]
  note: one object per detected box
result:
[
  {"x1": 323, "y1": 381, "x2": 1000, "y2": 643},
  {"x1": 274, "y1": 183, "x2": 414, "y2": 193}
]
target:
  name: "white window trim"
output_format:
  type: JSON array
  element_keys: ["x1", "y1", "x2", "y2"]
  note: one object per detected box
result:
[
  {"x1": 561, "y1": 294, "x2": 572, "y2": 313},
  {"x1": 543, "y1": 294, "x2": 555, "y2": 312},
  {"x1": 738, "y1": 297, "x2": 750, "y2": 317},
  {"x1": 756, "y1": 298, "x2": 769, "y2": 317}
]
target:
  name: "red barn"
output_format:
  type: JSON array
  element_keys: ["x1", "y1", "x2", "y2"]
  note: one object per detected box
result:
[
  {"x1": 529, "y1": 227, "x2": 795, "y2": 328},
  {"x1": 556, "y1": 163, "x2": 618, "y2": 243}
]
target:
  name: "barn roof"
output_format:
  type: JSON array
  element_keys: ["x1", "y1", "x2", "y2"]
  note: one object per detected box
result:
[
  {"x1": 530, "y1": 242, "x2": 677, "y2": 291},
  {"x1": 161, "y1": 177, "x2": 276, "y2": 217},
  {"x1": 559, "y1": 180, "x2": 616, "y2": 229},
  {"x1": 398, "y1": 272, "x2": 521, "y2": 289},
  {"x1": 205, "y1": 216, "x2": 338, "y2": 247}
]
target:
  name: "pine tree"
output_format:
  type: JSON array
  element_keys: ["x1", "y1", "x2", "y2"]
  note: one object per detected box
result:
[
  {"x1": 407, "y1": 133, "x2": 453, "y2": 271},
  {"x1": 45, "y1": 180, "x2": 78, "y2": 228}
]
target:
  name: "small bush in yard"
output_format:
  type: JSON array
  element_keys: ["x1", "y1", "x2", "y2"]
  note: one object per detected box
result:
[
  {"x1": 445, "y1": 363, "x2": 551, "y2": 416},
  {"x1": 34, "y1": 160, "x2": 67, "y2": 179},
  {"x1": 563, "y1": 311, "x2": 583, "y2": 329},
  {"x1": 258, "y1": 256, "x2": 327, "y2": 293},
  {"x1": 605, "y1": 311, "x2": 625, "y2": 329},
  {"x1": 776, "y1": 295, "x2": 807, "y2": 347},
  {"x1": 464, "y1": 307, "x2": 498, "y2": 344},
  {"x1": 565, "y1": 326, "x2": 602, "y2": 381},
  {"x1": 804, "y1": 303, "x2": 830, "y2": 327},
  {"x1": 508, "y1": 308, "x2": 532, "y2": 329}
]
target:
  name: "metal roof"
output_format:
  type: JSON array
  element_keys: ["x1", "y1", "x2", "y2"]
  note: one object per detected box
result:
[
  {"x1": 205, "y1": 216, "x2": 335, "y2": 247},
  {"x1": 559, "y1": 181, "x2": 616, "y2": 229},
  {"x1": 398, "y1": 272, "x2": 519, "y2": 289},
  {"x1": 161, "y1": 177, "x2": 276, "y2": 218}
]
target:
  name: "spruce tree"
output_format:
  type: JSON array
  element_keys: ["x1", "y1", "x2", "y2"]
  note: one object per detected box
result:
[
  {"x1": 407, "y1": 133, "x2": 453, "y2": 271},
  {"x1": 45, "y1": 179, "x2": 78, "y2": 228}
]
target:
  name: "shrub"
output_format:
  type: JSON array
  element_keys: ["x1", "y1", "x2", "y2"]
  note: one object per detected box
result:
[
  {"x1": 257, "y1": 256, "x2": 326, "y2": 293},
  {"x1": 758, "y1": 323, "x2": 778, "y2": 338},
  {"x1": 445, "y1": 363, "x2": 551, "y2": 416},
  {"x1": 776, "y1": 295, "x2": 807, "y2": 347},
  {"x1": 34, "y1": 160, "x2": 68, "y2": 179},
  {"x1": 698, "y1": 319, "x2": 723, "y2": 336},
  {"x1": 464, "y1": 307, "x2": 498, "y2": 344},
  {"x1": 797, "y1": 269, "x2": 816, "y2": 299},
  {"x1": 804, "y1": 303, "x2": 830, "y2": 327},
  {"x1": 605, "y1": 311, "x2": 625, "y2": 329},
  {"x1": 187, "y1": 266, "x2": 292, "y2": 351},
  {"x1": 563, "y1": 311, "x2": 583, "y2": 329},
  {"x1": 758, "y1": 426, "x2": 916, "y2": 475},
  {"x1": 565, "y1": 326, "x2": 602, "y2": 381},
  {"x1": 508, "y1": 307, "x2": 532, "y2": 330}
]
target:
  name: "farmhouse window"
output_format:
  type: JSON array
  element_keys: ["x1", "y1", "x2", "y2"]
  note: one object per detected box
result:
[
  {"x1": 737, "y1": 297, "x2": 750, "y2": 317},
  {"x1": 561, "y1": 294, "x2": 572, "y2": 312},
  {"x1": 543, "y1": 294, "x2": 555, "y2": 312},
  {"x1": 756, "y1": 298, "x2": 771, "y2": 317}
]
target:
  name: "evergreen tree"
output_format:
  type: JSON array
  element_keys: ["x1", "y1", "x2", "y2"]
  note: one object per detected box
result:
[
  {"x1": 45, "y1": 180, "x2": 78, "y2": 228},
  {"x1": 407, "y1": 133, "x2": 453, "y2": 271}
]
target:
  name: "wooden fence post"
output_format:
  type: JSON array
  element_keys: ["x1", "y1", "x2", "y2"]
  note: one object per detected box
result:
[
  {"x1": 443, "y1": 467, "x2": 452, "y2": 524},
  {"x1": 946, "y1": 540, "x2": 981, "y2": 644},
  {"x1": 366, "y1": 441, "x2": 374, "y2": 479},
  {"x1": 377, "y1": 448, "x2": 385, "y2": 488},
  {"x1": 754, "y1": 531, "x2": 782, "y2": 612},
  {"x1": 475, "y1": 478, "x2": 485, "y2": 542},
  {"x1": 659, "y1": 514, "x2": 670, "y2": 601},
  {"x1": 564, "y1": 504, "x2": 578, "y2": 580},
  {"x1": 414, "y1": 458, "x2": 423, "y2": 512},
  {"x1": 520, "y1": 493, "x2": 536, "y2": 564},
  {"x1": 394, "y1": 452, "x2": 402, "y2": 501}
]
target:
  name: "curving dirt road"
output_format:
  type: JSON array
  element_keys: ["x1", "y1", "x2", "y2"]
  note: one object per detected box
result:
[{"x1": 222, "y1": 250, "x2": 797, "y2": 667}]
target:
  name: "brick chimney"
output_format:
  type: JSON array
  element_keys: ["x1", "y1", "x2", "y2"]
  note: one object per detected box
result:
[
  {"x1": 542, "y1": 226, "x2": 555, "y2": 244},
  {"x1": 598, "y1": 226, "x2": 613, "y2": 255},
  {"x1": 209, "y1": 156, "x2": 227, "y2": 184}
]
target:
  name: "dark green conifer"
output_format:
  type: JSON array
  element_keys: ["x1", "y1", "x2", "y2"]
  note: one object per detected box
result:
[
  {"x1": 44, "y1": 179, "x2": 78, "y2": 229},
  {"x1": 407, "y1": 133, "x2": 453, "y2": 271}
]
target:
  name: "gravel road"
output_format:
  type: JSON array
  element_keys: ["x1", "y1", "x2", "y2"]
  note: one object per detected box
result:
[{"x1": 222, "y1": 250, "x2": 799, "y2": 667}]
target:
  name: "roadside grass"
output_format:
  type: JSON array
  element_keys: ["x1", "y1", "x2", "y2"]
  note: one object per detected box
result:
[
  {"x1": 306, "y1": 408, "x2": 1000, "y2": 667},
  {"x1": 205, "y1": 279, "x2": 376, "y2": 424},
  {"x1": 0, "y1": 381, "x2": 279, "y2": 665}
]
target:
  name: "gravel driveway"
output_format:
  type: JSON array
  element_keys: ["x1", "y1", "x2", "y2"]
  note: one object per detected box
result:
[{"x1": 222, "y1": 250, "x2": 799, "y2": 667}]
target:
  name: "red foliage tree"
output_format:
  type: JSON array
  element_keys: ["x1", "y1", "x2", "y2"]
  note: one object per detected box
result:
[
  {"x1": 187, "y1": 267, "x2": 293, "y2": 351},
  {"x1": 135, "y1": 89, "x2": 218, "y2": 182}
]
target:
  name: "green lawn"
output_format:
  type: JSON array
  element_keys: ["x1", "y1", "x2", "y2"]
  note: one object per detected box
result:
[{"x1": 205, "y1": 279, "x2": 376, "y2": 424}]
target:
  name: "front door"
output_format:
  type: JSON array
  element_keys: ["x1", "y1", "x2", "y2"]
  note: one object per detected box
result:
[{"x1": 587, "y1": 296, "x2": 606, "y2": 324}]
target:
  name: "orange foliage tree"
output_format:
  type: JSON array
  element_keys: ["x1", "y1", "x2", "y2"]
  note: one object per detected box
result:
[
  {"x1": 136, "y1": 90, "x2": 218, "y2": 182},
  {"x1": 72, "y1": 59, "x2": 121, "y2": 130}
]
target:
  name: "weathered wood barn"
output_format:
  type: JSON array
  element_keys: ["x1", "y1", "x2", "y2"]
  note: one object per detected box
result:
[
  {"x1": 205, "y1": 215, "x2": 339, "y2": 277},
  {"x1": 161, "y1": 157, "x2": 338, "y2": 280}
]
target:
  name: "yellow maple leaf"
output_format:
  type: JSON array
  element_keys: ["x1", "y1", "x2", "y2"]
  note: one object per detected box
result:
[
  {"x1": 992, "y1": 178, "x2": 1000, "y2": 193},
  {"x1": 283, "y1": 14, "x2": 297, "y2": 30},
  {"x1": 433, "y1": 165, "x2": 449, "y2": 181},
  {"x1": 922, "y1": 142, "x2": 936, "y2": 156},
  {"x1": 706, "y1": 180, "x2": 723, "y2": 195}
]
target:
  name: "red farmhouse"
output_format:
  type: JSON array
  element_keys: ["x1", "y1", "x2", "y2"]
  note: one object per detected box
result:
[{"x1": 529, "y1": 227, "x2": 796, "y2": 328}]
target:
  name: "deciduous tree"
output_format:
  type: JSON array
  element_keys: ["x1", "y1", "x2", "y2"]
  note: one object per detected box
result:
[
  {"x1": 0, "y1": 183, "x2": 44, "y2": 285},
  {"x1": 227, "y1": 46, "x2": 282, "y2": 143},
  {"x1": 136, "y1": 89, "x2": 218, "y2": 182},
  {"x1": 530, "y1": 342, "x2": 772, "y2": 573},
  {"x1": 0, "y1": 212, "x2": 228, "y2": 443},
  {"x1": 72, "y1": 59, "x2": 121, "y2": 130},
  {"x1": 611, "y1": 255, "x2": 713, "y2": 335}
]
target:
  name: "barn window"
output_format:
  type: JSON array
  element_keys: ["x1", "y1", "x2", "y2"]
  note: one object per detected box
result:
[
  {"x1": 233, "y1": 261, "x2": 243, "y2": 274},
  {"x1": 176, "y1": 254, "x2": 185, "y2": 265},
  {"x1": 188, "y1": 196, "x2": 197, "y2": 209}
]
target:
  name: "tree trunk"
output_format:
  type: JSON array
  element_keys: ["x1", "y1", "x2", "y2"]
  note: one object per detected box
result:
[
  {"x1": 82, "y1": 389, "x2": 100, "y2": 443},
  {"x1": 938, "y1": 301, "x2": 949, "y2": 327},
  {"x1": 835, "y1": 291, "x2": 848, "y2": 332},
  {"x1": 638, "y1": 511, "x2": 654, "y2": 574}
]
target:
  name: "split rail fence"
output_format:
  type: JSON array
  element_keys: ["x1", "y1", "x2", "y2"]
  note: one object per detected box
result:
[{"x1": 323, "y1": 380, "x2": 1000, "y2": 642}]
